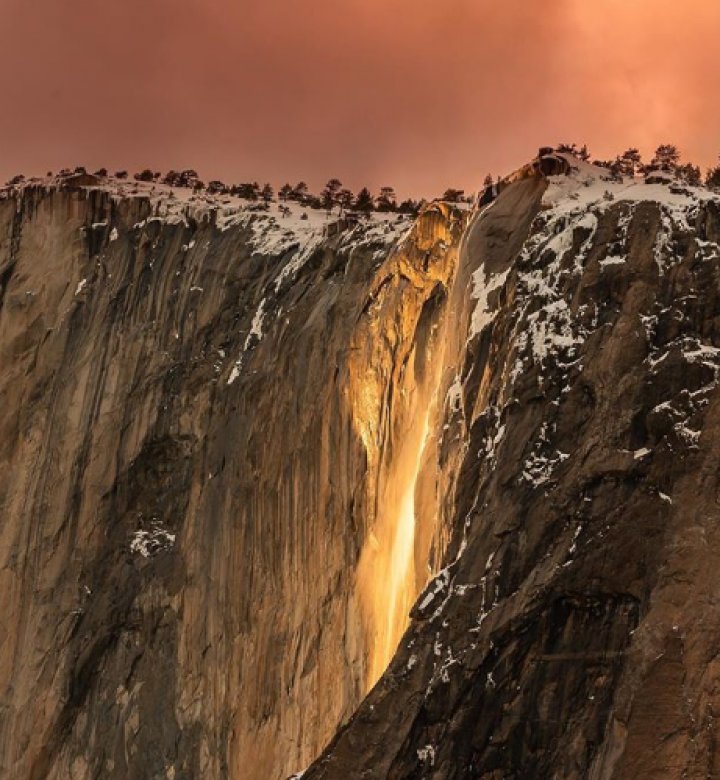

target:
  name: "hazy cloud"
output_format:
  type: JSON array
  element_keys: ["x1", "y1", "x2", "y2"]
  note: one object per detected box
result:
[{"x1": 1, "y1": 0, "x2": 718, "y2": 196}]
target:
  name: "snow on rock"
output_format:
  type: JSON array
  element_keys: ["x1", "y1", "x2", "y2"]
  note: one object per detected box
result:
[
  {"x1": 226, "y1": 363, "x2": 241, "y2": 386},
  {"x1": 599, "y1": 255, "x2": 626, "y2": 267},
  {"x1": 522, "y1": 448, "x2": 570, "y2": 488},
  {"x1": 243, "y1": 298, "x2": 268, "y2": 348},
  {"x1": 130, "y1": 522, "x2": 176, "y2": 558},
  {"x1": 469, "y1": 267, "x2": 510, "y2": 339},
  {"x1": 537, "y1": 156, "x2": 720, "y2": 278},
  {"x1": 227, "y1": 296, "x2": 271, "y2": 384},
  {"x1": 463, "y1": 157, "x2": 720, "y2": 416},
  {"x1": 220, "y1": 210, "x2": 409, "y2": 385},
  {"x1": 272, "y1": 236, "x2": 324, "y2": 292},
  {"x1": 542, "y1": 155, "x2": 716, "y2": 216},
  {"x1": 417, "y1": 745, "x2": 436, "y2": 766},
  {"x1": 445, "y1": 373, "x2": 463, "y2": 415},
  {"x1": 2, "y1": 172, "x2": 410, "y2": 274},
  {"x1": 417, "y1": 567, "x2": 451, "y2": 613}
]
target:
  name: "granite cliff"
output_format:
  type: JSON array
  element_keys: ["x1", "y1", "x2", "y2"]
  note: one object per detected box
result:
[{"x1": 3, "y1": 155, "x2": 720, "y2": 779}]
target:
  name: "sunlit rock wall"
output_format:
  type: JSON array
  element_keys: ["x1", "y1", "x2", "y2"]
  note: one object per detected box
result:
[{"x1": 0, "y1": 179, "x2": 465, "y2": 780}]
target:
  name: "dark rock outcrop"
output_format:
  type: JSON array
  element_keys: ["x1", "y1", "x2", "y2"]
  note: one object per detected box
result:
[{"x1": 305, "y1": 164, "x2": 720, "y2": 779}]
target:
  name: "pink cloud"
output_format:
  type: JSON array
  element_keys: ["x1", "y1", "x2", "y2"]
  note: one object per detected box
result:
[{"x1": 1, "y1": 0, "x2": 718, "y2": 196}]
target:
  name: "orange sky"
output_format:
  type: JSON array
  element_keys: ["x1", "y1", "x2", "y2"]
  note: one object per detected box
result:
[{"x1": 1, "y1": 0, "x2": 719, "y2": 197}]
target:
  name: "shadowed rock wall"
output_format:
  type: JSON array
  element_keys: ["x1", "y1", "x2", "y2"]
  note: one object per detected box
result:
[{"x1": 306, "y1": 169, "x2": 720, "y2": 779}]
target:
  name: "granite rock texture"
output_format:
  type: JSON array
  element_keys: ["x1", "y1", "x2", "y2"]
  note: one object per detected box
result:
[
  {"x1": 306, "y1": 160, "x2": 720, "y2": 779},
  {"x1": 4, "y1": 157, "x2": 720, "y2": 780}
]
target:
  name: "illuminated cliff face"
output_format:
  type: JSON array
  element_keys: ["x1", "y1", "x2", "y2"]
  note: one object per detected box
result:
[
  {"x1": 16, "y1": 159, "x2": 720, "y2": 780},
  {"x1": 0, "y1": 174, "x2": 470, "y2": 779},
  {"x1": 348, "y1": 203, "x2": 467, "y2": 688},
  {"x1": 364, "y1": 405, "x2": 432, "y2": 685},
  {"x1": 0, "y1": 177, "x2": 455, "y2": 780}
]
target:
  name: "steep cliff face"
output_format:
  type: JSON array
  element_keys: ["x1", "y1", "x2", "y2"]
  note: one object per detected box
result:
[
  {"x1": 305, "y1": 160, "x2": 720, "y2": 779},
  {"x1": 4, "y1": 156, "x2": 720, "y2": 780},
  {"x1": 0, "y1": 178, "x2": 464, "y2": 780}
]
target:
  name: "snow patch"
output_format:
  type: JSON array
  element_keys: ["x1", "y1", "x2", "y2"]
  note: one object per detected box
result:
[
  {"x1": 417, "y1": 745, "x2": 436, "y2": 766},
  {"x1": 130, "y1": 523, "x2": 176, "y2": 558},
  {"x1": 469, "y1": 267, "x2": 510, "y2": 339}
]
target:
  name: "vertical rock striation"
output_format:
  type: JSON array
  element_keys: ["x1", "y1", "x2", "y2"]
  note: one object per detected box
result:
[
  {"x1": 0, "y1": 177, "x2": 464, "y2": 779},
  {"x1": 305, "y1": 158, "x2": 720, "y2": 779},
  {"x1": 5, "y1": 154, "x2": 720, "y2": 780}
]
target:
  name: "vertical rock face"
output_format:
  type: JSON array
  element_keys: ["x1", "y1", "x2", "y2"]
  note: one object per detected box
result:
[
  {"x1": 0, "y1": 178, "x2": 465, "y2": 779},
  {"x1": 4, "y1": 156, "x2": 720, "y2": 780},
  {"x1": 305, "y1": 159, "x2": 720, "y2": 779}
]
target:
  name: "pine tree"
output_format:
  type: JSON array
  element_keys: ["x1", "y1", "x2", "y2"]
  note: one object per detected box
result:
[
  {"x1": 279, "y1": 184, "x2": 293, "y2": 201},
  {"x1": 442, "y1": 188, "x2": 465, "y2": 203},
  {"x1": 261, "y1": 183, "x2": 274, "y2": 202},
  {"x1": 677, "y1": 163, "x2": 701, "y2": 186},
  {"x1": 163, "y1": 169, "x2": 201, "y2": 188},
  {"x1": 134, "y1": 169, "x2": 155, "y2": 182},
  {"x1": 291, "y1": 181, "x2": 309, "y2": 202},
  {"x1": 321, "y1": 178, "x2": 342, "y2": 212},
  {"x1": 354, "y1": 187, "x2": 374, "y2": 213},
  {"x1": 615, "y1": 148, "x2": 642, "y2": 177},
  {"x1": 398, "y1": 199, "x2": 420, "y2": 215},
  {"x1": 706, "y1": 159, "x2": 720, "y2": 188},
  {"x1": 556, "y1": 142, "x2": 590, "y2": 161},
  {"x1": 231, "y1": 182, "x2": 260, "y2": 199},
  {"x1": 181, "y1": 170, "x2": 201, "y2": 188},
  {"x1": 651, "y1": 144, "x2": 681, "y2": 171},
  {"x1": 337, "y1": 188, "x2": 355, "y2": 214},
  {"x1": 376, "y1": 186, "x2": 397, "y2": 212},
  {"x1": 557, "y1": 143, "x2": 578, "y2": 155}
]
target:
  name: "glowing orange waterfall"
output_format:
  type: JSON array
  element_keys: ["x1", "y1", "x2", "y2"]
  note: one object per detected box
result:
[
  {"x1": 349, "y1": 204, "x2": 461, "y2": 692},
  {"x1": 371, "y1": 411, "x2": 431, "y2": 684},
  {"x1": 358, "y1": 399, "x2": 433, "y2": 688}
]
